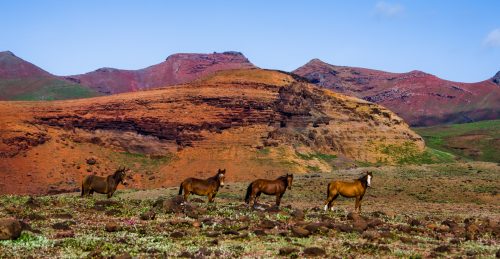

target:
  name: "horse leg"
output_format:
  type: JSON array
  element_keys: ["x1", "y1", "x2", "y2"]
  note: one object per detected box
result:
[
  {"x1": 324, "y1": 190, "x2": 338, "y2": 211},
  {"x1": 276, "y1": 193, "x2": 284, "y2": 207},
  {"x1": 357, "y1": 195, "x2": 364, "y2": 214},
  {"x1": 354, "y1": 196, "x2": 361, "y2": 214},
  {"x1": 255, "y1": 192, "x2": 261, "y2": 205},
  {"x1": 208, "y1": 193, "x2": 215, "y2": 203},
  {"x1": 183, "y1": 191, "x2": 190, "y2": 202}
]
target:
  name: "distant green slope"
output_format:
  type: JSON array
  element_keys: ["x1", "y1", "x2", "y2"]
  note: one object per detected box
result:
[
  {"x1": 0, "y1": 78, "x2": 101, "y2": 101},
  {"x1": 414, "y1": 120, "x2": 500, "y2": 163}
]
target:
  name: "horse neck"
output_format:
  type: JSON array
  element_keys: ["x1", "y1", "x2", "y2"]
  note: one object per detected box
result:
[
  {"x1": 209, "y1": 174, "x2": 222, "y2": 187},
  {"x1": 358, "y1": 176, "x2": 368, "y2": 189},
  {"x1": 279, "y1": 177, "x2": 289, "y2": 188},
  {"x1": 111, "y1": 172, "x2": 122, "y2": 184}
]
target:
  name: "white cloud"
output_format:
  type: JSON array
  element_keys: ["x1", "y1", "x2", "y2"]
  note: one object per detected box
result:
[
  {"x1": 483, "y1": 28, "x2": 500, "y2": 47},
  {"x1": 374, "y1": 1, "x2": 404, "y2": 18}
]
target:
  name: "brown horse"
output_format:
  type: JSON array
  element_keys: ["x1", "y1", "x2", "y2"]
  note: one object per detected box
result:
[
  {"x1": 245, "y1": 174, "x2": 293, "y2": 208},
  {"x1": 179, "y1": 169, "x2": 226, "y2": 202},
  {"x1": 81, "y1": 167, "x2": 129, "y2": 198},
  {"x1": 324, "y1": 171, "x2": 372, "y2": 213}
]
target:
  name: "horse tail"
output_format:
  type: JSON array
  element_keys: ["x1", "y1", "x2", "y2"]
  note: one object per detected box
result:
[
  {"x1": 81, "y1": 182, "x2": 84, "y2": 197},
  {"x1": 244, "y1": 182, "x2": 253, "y2": 204},
  {"x1": 326, "y1": 182, "x2": 331, "y2": 196},
  {"x1": 178, "y1": 182, "x2": 183, "y2": 195}
]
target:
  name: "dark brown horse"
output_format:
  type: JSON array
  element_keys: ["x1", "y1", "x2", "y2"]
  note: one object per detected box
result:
[
  {"x1": 81, "y1": 167, "x2": 129, "y2": 198},
  {"x1": 179, "y1": 169, "x2": 226, "y2": 202},
  {"x1": 324, "y1": 171, "x2": 372, "y2": 213},
  {"x1": 245, "y1": 174, "x2": 293, "y2": 207}
]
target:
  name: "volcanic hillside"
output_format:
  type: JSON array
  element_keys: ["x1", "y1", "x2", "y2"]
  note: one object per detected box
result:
[
  {"x1": 294, "y1": 59, "x2": 500, "y2": 126},
  {"x1": 0, "y1": 69, "x2": 424, "y2": 194},
  {"x1": 64, "y1": 51, "x2": 256, "y2": 94},
  {"x1": 0, "y1": 51, "x2": 100, "y2": 100}
]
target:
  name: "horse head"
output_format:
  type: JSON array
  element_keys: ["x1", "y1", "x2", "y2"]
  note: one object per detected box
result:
[
  {"x1": 115, "y1": 167, "x2": 129, "y2": 185},
  {"x1": 286, "y1": 173, "x2": 294, "y2": 190},
  {"x1": 365, "y1": 171, "x2": 373, "y2": 187},
  {"x1": 217, "y1": 169, "x2": 226, "y2": 187}
]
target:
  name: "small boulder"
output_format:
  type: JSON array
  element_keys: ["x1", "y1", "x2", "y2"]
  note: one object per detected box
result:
[
  {"x1": 170, "y1": 231, "x2": 185, "y2": 238},
  {"x1": 291, "y1": 209, "x2": 305, "y2": 220},
  {"x1": 291, "y1": 226, "x2": 310, "y2": 237},
  {"x1": 55, "y1": 230, "x2": 75, "y2": 238},
  {"x1": 303, "y1": 247, "x2": 325, "y2": 256},
  {"x1": 279, "y1": 247, "x2": 299, "y2": 256},
  {"x1": 112, "y1": 253, "x2": 132, "y2": 259},
  {"x1": 0, "y1": 218, "x2": 22, "y2": 240},
  {"x1": 105, "y1": 222, "x2": 120, "y2": 232},
  {"x1": 140, "y1": 210, "x2": 156, "y2": 220}
]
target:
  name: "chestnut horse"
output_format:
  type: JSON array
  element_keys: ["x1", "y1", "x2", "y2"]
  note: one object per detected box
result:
[
  {"x1": 81, "y1": 167, "x2": 129, "y2": 198},
  {"x1": 245, "y1": 174, "x2": 293, "y2": 207},
  {"x1": 179, "y1": 169, "x2": 226, "y2": 202},
  {"x1": 324, "y1": 171, "x2": 372, "y2": 213}
]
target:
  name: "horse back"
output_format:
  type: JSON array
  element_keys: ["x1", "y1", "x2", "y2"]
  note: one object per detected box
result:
[
  {"x1": 329, "y1": 180, "x2": 365, "y2": 197},
  {"x1": 183, "y1": 177, "x2": 216, "y2": 195},
  {"x1": 252, "y1": 179, "x2": 284, "y2": 195}
]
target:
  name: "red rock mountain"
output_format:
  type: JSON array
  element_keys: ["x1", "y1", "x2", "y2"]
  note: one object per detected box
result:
[
  {"x1": 0, "y1": 51, "x2": 100, "y2": 100},
  {"x1": 293, "y1": 59, "x2": 500, "y2": 126},
  {"x1": 64, "y1": 51, "x2": 256, "y2": 94}
]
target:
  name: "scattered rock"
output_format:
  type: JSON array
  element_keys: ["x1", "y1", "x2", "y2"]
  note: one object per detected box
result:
[
  {"x1": 86, "y1": 157, "x2": 97, "y2": 165},
  {"x1": 305, "y1": 223, "x2": 323, "y2": 233},
  {"x1": 170, "y1": 231, "x2": 185, "y2": 238},
  {"x1": 465, "y1": 223, "x2": 479, "y2": 240},
  {"x1": 140, "y1": 210, "x2": 156, "y2": 220},
  {"x1": 367, "y1": 218, "x2": 384, "y2": 228},
  {"x1": 361, "y1": 230, "x2": 380, "y2": 241},
  {"x1": 205, "y1": 231, "x2": 220, "y2": 237},
  {"x1": 105, "y1": 222, "x2": 120, "y2": 232},
  {"x1": 52, "y1": 222, "x2": 71, "y2": 230},
  {"x1": 178, "y1": 251, "x2": 192, "y2": 258},
  {"x1": 259, "y1": 219, "x2": 278, "y2": 229},
  {"x1": 195, "y1": 247, "x2": 212, "y2": 257},
  {"x1": 112, "y1": 253, "x2": 132, "y2": 259},
  {"x1": 0, "y1": 218, "x2": 22, "y2": 240},
  {"x1": 291, "y1": 209, "x2": 305, "y2": 220},
  {"x1": 253, "y1": 229, "x2": 267, "y2": 236},
  {"x1": 303, "y1": 247, "x2": 325, "y2": 256},
  {"x1": 279, "y1": 247, "x2": 299, "y2": 256},
  {"x1": 55, "y1": 230, "x2": 75, "y2": 238},
  {"x1": 409, "y1": 219, "x2": 421, "y2": 227},
  {"x1": 223, "y1": 230, "x2": 239, "y2": 235},
  {"x1": 434, "y1": 245, "x2": 451, "y2": 253},
  {"x1": 291, "y1": 226, "x2": 310, "y2": 237}
]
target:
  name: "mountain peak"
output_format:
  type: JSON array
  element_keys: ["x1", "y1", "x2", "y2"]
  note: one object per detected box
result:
[
  {"x1": 0, "y1": 51, "x2": 16, "y2": 57},
  {"x1": 492, "y1": 71, "x2": 500, "y2": 85}
]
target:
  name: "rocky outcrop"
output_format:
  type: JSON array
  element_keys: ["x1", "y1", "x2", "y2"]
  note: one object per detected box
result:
[
  {"x1": 492, "y1": 71, "x2": 500, "y2": 85},
  {"x1": 294, "y1": 59, "x2": 500, "y2": 126},
  {"x1": 0, "y1": 69, "x2": 424, "y2": 194}
]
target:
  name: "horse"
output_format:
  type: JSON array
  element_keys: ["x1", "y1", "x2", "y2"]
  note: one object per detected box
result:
[
  {"x1": 245, "y1": 174, "x2": 293, "y2": 208},
  {"x1": 324, "y1": 171, "x2": 372, "y2": 213},
  {"x1": 81, "y1": 167, "x2": 129, "y2": 198},
  {"x1": 178, "y1": 169, "x2": 226, "y2": 202}
]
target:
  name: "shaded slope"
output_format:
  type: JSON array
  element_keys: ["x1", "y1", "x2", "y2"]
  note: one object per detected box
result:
[
  {"x1": 294, "y1": 59, "x2": 500, "y2": 126},
  {"x1": 0, "y1": 69, "x2": 424, "y2": 194},
  {"x1": 0, "y1": 51, "x2": 101, "y2": 100}
]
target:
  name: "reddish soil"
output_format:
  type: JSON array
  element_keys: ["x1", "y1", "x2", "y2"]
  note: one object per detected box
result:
[
  {"x1": 293, "y1": 59, "x2": 500, "y2": 126},
  {"x1": 0, "y1": 69, "x2": 423, "y2": 195}
]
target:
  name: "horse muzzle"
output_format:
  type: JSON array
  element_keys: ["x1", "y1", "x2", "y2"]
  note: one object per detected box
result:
[{"x1": 122, "y1": 180, "x2": 129, "y2": 186}]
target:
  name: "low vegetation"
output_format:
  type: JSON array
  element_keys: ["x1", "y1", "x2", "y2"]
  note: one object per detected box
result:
[
  {"x1": 1, "y1": 162, "x2": 498, "y2": 258},
  {"x1": 414, "y1": 120, "x2": 500, "y2": 163}
]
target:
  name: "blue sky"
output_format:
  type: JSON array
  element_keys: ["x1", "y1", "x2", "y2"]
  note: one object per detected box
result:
[{"x1": 1, "y1": 0, "x2": 499, "y2": 82}]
